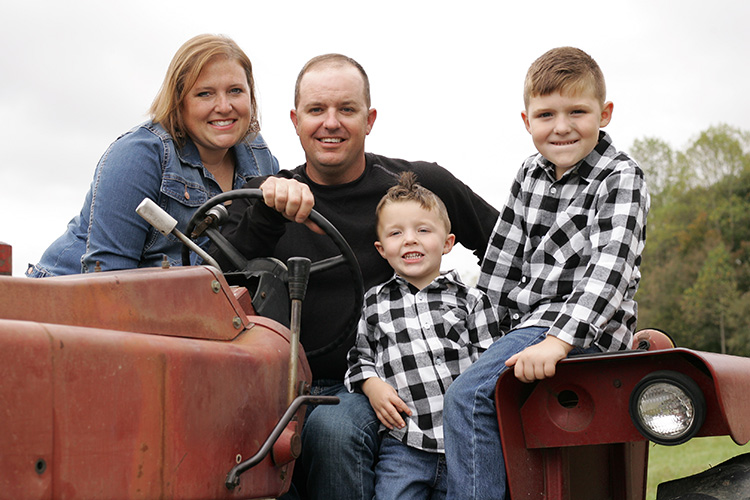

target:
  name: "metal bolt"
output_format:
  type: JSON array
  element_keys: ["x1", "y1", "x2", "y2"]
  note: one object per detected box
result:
[
  {"x1": 235, "y1": 454, "x2": 242, "y2": 464},
  {"x1": 613, "y1": 379, "x2": 622, "y2": 389},
  {"x1": 211, "y1": 280, "x2": 221, "y2": 293},
  {"x1": 233, "y1": 317, "x2": 243, "y2": 329}
]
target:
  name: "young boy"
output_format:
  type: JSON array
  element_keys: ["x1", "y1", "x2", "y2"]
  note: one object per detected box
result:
[
  {"x1": 344, "y1": 172, "x2": 502, "y2": 499},
  {"x1": 442, "y1": 47, "x2": 650, "y2": 499}
]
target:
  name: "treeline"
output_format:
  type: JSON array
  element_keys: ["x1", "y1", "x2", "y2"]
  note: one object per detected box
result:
[{"x1": 633, "y1": 124, "x2": 750, "y2": 356}]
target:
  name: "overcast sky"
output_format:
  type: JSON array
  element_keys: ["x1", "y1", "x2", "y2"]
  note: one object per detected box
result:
[{"x1": 2, "y1": 0, "x2": 749, "y2": 278}]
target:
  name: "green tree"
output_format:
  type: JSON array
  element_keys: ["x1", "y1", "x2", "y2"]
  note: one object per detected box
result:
[
  {"x1": 634, "y1": 124, "x2": 750, "y2": 356},
  {"x1": 681, "y1": 242, "x2": 739, "y2": 354}
]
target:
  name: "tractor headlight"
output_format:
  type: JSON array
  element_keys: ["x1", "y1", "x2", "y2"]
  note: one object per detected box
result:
[{"x1": 629, "y1": 370, "x2": 706, "y2": 446}]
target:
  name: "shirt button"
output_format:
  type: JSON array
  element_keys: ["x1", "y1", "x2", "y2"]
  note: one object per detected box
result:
[
  {"x1": 513, "y1": 313, "x2": 520, "y2": 320},
  {"x1": 521, "y1": 276, "x2": 527, "y2": 283},
  {"x1": 425, "y1": 324, "x2": 432, "y2": 330},
  {"x1": 549, "y1": 187, "x2": 557, "y2": 194},
  {"x1": 436, "y1": 357, "x2": 443, "y2": 365}
]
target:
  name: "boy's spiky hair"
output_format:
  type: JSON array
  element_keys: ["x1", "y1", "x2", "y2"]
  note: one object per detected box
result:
[
  {"x1": 376, "y1": 172, "x2": 451, "y2": 233},
  {"x1": 523, "y1": 46, "x2": 606, "y2": 108}
]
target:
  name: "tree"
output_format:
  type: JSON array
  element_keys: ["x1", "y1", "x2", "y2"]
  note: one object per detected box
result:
[
  {"x1": 680, "y1": 242, "x2": 739, "y2": 354},
  {"x1": 634, "y1": 124, "x2": 750, "y2": 356}
]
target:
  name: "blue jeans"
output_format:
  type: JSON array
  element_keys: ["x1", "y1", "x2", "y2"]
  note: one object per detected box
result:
[
  {"x1": 281, "y1": 381, "x2": 381, "y2": 500},
  {"x1": 375, "y1": 436, "x2": 447, "y2": 500},
  {"x1": 443, "y1": 327, "x2": 547, "y2": 500}
]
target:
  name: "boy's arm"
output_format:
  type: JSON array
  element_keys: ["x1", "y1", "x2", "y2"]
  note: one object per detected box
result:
[
  {"x1": 466, "y1": 289, "x2": 504, "y2": 360},
  {"x1": 548, "y1": 164, "x2": 649, "y2": 350},
  {"x1": 477, "y1": 166, "x2": 528, "y2": 320},
  {"x1": 506, "y1": 335, "x2": 573, "y2": 383},
  {"x1": 344, "y1": 299, "x2": 382, "y2": 392}
]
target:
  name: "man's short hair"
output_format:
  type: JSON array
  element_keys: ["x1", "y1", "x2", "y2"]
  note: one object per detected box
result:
[
  {"x1": 376, "y1": 172, "x2": 451, "y2": 233},
  {"x1": 523, "y1": 46, "x2": 606, "y2": 108},
  {"x1": 294, "y1": 53, "x2": 371, "y2": 108}
]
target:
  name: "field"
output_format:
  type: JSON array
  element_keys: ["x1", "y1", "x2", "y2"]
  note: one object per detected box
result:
[{"x1": 646, "y1": 435, "x2": 749, "y2": 499}]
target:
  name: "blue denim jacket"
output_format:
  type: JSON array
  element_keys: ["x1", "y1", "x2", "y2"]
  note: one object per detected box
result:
[{"x1": 27, "y1": 121, "x2": 278, "y2": 277}]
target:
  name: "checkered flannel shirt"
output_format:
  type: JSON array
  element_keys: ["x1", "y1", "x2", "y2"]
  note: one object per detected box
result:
[
  {"x1": 345, "y1": 270, "x2": 502, "y2": 453},
  {"x1": 477, "y1": 131, "x2": 649, "y2": 351}
]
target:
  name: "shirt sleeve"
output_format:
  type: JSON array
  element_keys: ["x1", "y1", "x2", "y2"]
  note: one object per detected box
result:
[
  {"x1": 476, "y1": 164, "x2": 528, "y2": 324},
  {"x1": 81, "y1": 134, "x2": 164, "y2": 272},
  {"x1": 547, "y1": 164, "x2": 649, "y2": 348},
  {"x1": 344, "y1": 294, "x2": 381, "y2": 392},
  {"x1": 465, "y1": 289, "x2": 504, "y2": 361}
]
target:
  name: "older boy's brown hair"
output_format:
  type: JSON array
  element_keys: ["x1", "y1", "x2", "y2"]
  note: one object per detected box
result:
[
  {"x1": 523, "y1": 47, "x2": 606, "y2": 108},
  {"x1": 376, "y1": 172, "x2": 451, "y2": 233}
]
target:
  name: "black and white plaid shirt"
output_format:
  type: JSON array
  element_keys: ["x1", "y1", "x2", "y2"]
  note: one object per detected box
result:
[
  {"x1": 478, "y1": 131, "x2": 649, "y2": 352},
  {"x1": 345, "y1": 270, "x2": 502, "y2": 453}
]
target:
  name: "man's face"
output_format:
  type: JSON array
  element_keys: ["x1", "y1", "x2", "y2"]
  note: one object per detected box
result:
[
  {"x1": 522, "y1": 89, "x2": 612, "y2": 179},
  {"x1": 291, "y1": 64, "x2": 376, "y2": 185}
]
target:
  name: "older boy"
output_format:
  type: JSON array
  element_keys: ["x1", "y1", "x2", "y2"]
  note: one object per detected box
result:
[
  {"x1": 345, "y1": 172, "x2": 502, "y2": 499},
  {"x1": 442, "y1": 47, "x2": 650, "y2": 499}
]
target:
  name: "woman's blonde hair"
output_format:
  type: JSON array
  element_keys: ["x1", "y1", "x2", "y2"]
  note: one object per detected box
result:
[{"x1": 150, "y1": 34, "x2": 259, "y2": 147}]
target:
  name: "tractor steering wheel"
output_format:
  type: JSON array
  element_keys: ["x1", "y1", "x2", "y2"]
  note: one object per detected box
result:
[{"x1": 182, "y1": 188, "x2": 364, "y2": 359}]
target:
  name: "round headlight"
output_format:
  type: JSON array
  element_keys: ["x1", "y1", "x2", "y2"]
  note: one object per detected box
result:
[{"x1": 629, "y1": 370, "x2": 706, "y2": 445}]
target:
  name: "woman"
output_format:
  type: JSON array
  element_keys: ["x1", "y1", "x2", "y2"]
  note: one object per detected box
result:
[{"x1": 27, "y1": 34, "x2": 278, "y2": 277}]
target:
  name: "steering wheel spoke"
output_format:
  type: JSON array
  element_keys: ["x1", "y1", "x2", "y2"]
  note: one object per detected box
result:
[{"x1": 183, "y1": 189, "x2": 364, "y2": 359}]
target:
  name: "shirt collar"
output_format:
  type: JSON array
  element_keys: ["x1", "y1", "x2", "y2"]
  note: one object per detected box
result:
[
  {"x1": 533, "y1": 131, "x2": 616, "y2": 183},
  {"x1": 376, "y1": 269, "x2": 464, "y2": 294}
]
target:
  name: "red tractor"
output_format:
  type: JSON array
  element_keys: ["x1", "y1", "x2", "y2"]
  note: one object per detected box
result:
[{"x1": 1, "y1": 189, "x2": 749, "y2": 499}]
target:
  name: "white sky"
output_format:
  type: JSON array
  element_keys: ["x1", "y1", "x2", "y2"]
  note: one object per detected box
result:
[{"x1": 2, "y1": 0, "x2": 749, "y2": 278}]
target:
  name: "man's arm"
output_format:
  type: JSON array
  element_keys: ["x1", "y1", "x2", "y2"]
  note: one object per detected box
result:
[{"x1": 212, "y1": 173, "x2": 319, "y2": 269}]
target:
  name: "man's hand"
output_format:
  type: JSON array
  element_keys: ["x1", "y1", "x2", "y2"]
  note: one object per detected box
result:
[
  {"x1": 505, "y1": 335, "x2": 574, "y2": 383},
  {"x1": 259, "y1": 177, "x2": 322, "y2": 233},
  {"x1": 361, "y1": 377, "x2": 412, "y2": 430}
]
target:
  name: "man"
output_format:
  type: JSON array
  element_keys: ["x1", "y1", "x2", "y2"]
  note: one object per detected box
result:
[{"x1": 216, "y1": 54, "x2": 499, "y2": 500}]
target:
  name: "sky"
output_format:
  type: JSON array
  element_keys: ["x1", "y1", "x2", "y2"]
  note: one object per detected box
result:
[{"x1": 2, "y1": 0, "x2": 749, "y2": 279}]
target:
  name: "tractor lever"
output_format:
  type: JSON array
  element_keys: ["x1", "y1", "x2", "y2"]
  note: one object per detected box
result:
[
  {"x1": 287, "y1": 257, "x2": 311, "y2": 404},
  {"x1": 136, "y1": 198, "x2": 223, "y2": 270},
  {"x1": 225, "y1": 394, "x2": 339, "y2": 490}
]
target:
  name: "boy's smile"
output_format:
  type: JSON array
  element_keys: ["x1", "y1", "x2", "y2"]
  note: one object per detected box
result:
[
  {"x1": 375, "y1": 200, "x2": 455, "y2": 290},
  {"x1": 522, "y1": 90, "x2": 613, "y2": 179}
]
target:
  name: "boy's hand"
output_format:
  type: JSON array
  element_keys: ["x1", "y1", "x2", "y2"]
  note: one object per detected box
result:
[
  {"x1": 506, "y1": 335, "x2": 574, "y2": 383},
  {"x1": 361, "y1": 377, "x2": 412, "y2": 430}
]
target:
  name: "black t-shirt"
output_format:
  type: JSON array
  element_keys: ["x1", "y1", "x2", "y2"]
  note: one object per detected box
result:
[{"x1": 216, "y1": 153, "x2": 499, "y2": 381}]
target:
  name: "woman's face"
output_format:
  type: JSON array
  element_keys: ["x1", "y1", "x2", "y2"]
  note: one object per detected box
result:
[{"x1": 181, "y1": 56, "x2": 252, "y2": 162}]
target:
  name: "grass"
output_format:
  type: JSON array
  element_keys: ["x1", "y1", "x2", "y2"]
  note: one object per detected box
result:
[{"x1": 645, "y1": 435, "x2": 749, "y2": 499}]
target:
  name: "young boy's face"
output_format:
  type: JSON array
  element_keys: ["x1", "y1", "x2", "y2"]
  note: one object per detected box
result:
[
  {"x1": 522, "y1": 89, "x2": 613, "y2": 179},
  {"x1": 375, "y1": 200, "x2": 455, "y2": 290}
]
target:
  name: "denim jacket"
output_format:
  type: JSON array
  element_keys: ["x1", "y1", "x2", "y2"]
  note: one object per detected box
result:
[{"x1": 27, "y1": 121, "x2": 278, "y2": 277}]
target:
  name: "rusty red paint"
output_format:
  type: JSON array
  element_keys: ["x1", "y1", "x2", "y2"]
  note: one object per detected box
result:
[
  {"x1": 0, "y1": 267, "x2": 309, "y2": 499},
  {"x1": 0, "y1": 242, "x2": 11, "y2": 276},
  {"x1": 495, "y1": 348, "x2": 750, "y2": 500}
]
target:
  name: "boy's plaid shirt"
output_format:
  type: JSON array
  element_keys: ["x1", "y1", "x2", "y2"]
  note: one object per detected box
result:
[
  {"x1": 345, "y1": 270, "x2": 502, "y2": 452},
  {"x1": 478, "y1": 131, "x2": 649, "y2": 352}
]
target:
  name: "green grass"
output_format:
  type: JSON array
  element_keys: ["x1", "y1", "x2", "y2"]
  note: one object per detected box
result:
[{"x1": 646, "y1": 435, "x2": 749, "y2": 499}]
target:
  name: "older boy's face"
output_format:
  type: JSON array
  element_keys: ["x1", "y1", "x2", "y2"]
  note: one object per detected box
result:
[{"x1": 522, "y1": 90, "x2": 613, "y2": 179}]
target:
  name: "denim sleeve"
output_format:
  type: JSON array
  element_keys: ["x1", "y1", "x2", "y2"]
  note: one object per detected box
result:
[{"x1": 81, "y1": 133, "x2": 164, "y2": 272}]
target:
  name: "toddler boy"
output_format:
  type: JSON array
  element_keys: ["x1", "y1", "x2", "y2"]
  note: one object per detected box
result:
[
  {"x1": 345, "y1": 172, "x2": 502, "y2": 499},
  {"x1": 442, "y1": 47, "x2": 650, "y2": 499}
]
